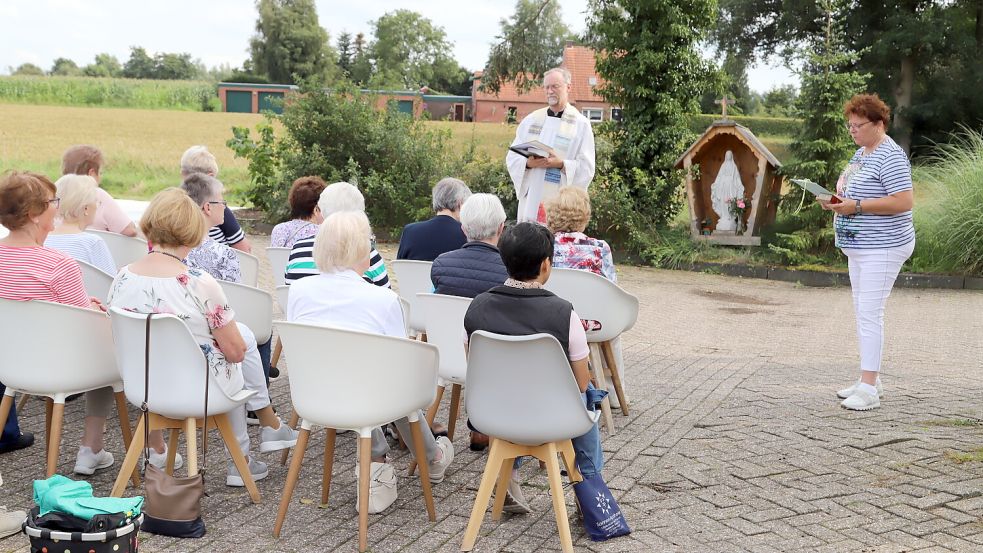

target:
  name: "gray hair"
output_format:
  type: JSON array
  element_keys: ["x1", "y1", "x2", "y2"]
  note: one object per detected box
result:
[
  {"x1": 460, "y1": 193, "x2": 506, "y2": 241},
  {"x1": 543, "y1": 67, "x2": 572, "y2": 85},
  {"x1": 180, "y1": 145, "x2": 219, "y2": 176},
  {"x1": 318, "y1": 181, "x2": 365, "y2": 217},
  {"x1": 431, "y1": 177, "x2": 472, "y2": 212},
  {"x1": 181, "y1": 172, "x2": 222, "y2": 206}
]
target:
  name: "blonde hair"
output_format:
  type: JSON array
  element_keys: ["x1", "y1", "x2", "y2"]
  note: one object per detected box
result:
[
  {"x1": 140, "y1": 188, "x2": 206, "y2": 248},
  {"x1": 544, "y1": 187, "x2": 591, "y2": 233},
  {"x1": 180, "y1": 145, "x2": 219, "y2": 176},
  {"x1": 54, "y1": 174, "x2": 99, "y2": 222},
  {"x1": 313, "y1": 211, "x2": 371, "y2": 273}
]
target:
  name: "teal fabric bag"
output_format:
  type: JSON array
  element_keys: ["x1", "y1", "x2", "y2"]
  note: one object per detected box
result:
[{"x1": 33, "y1": 475, "x2": 143, "y2": 519}]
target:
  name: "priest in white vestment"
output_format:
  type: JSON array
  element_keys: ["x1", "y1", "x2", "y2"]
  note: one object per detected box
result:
[{"x1": 506, "y1": 67, "x2": 596, "y2": 223}]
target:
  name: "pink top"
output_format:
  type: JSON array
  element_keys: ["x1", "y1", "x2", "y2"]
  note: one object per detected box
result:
[
  {"x1": 91, "y1": 188, "x2": 133, "y2": 234},
  {"x1": 0, "y1": 244, "x2": 90, "y2": 307}
]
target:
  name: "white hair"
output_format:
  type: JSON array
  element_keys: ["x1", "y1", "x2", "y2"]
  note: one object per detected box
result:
[
  {"x1": 318, "y1": 181, "x2": 365, "y2": 217},
  {"x1": 180, "y1": 145, "x2": 219, "y2": 176},
  {"x1": 313, "y1": 211, "x2": 372, "y2": 273},
  {"x1": 431, "y1": 177, "x2": 472, "y2": 212},
  {"x1": 543, "y1": 67, "x2": 572, "y2": 85},
  {"x1": 54, "y1": 174, "x2": 99, "y2": 221},
  {"x1": 460, "y1": 193, "x2": 506, "y2": 241}
]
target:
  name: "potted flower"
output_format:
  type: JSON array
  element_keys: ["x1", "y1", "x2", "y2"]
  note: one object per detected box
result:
[{"x1": 727, "y1": 197, "x2": 749, "y2": 234}]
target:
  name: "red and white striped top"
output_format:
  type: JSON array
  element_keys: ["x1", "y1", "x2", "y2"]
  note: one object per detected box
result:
[{"x1": 0, "y1": 244, "x2": 89, "y2": 307}]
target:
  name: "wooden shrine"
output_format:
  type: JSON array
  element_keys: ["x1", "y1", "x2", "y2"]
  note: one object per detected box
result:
[{"x1": 674, "y1": 118, "x2": 783, "y2": 246}]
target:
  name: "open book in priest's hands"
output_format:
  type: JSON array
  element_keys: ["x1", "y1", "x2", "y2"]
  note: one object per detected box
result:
[
  {"x1": 790, "y1": 178, "x2": 843, "y2": 204},
  {"x1": 509, "y1": 140, "x2": 557, "y2": 159}
]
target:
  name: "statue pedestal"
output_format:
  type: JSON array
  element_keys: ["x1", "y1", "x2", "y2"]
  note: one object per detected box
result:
[{"x1": 694, "y1": 231, "x2": 761, "y2": 247}]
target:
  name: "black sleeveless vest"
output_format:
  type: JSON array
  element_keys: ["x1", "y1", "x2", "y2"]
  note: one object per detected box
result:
[{"x1": 464, "y1": 285, "x2": 573, "y2": 358}]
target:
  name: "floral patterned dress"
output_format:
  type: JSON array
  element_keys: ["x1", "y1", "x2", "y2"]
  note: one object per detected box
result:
[
  {"x1": 107, "y1": 266, "x2": 244, "y2": 397},
  {"x1": 552, "y1": 231, "x2": 617, "y2": 282}
]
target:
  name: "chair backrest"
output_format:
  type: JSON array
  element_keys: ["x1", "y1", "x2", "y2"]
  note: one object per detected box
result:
[
  {"x1": 109, "y1": 307, "x2": 244, "y2": 418},
  {"x1": 0, "y1": 299, "x2": 119, "y2": 397},
  {"x1": 274, "y1": 285, "x2": 290, "y2": 314},
  {"x1": 391, "y1": 260, "x2": 433, "y2": 333},
  {"x1": 77, "y1": 259, "x2": 115, "y2": 303},
  {"x1": 0, "y1": 224, "x2": 8, "y2": 239},
  {"x1": 233, "y1": 249, "x2": 260, "y2": 287},
  {"x1": 274, "y1": 321, "x2": 438, "y2": 431},
  {"x1": 217, "y1": 280, "x2": 273, "y2": 344},
  {"x1": 418, "y1": 293, "x2": 472, "y2": 384},
  {"x1": 466, "y1": 331, "x2": 595, "y2": 446},
  {"x1": 544, "y1": 268, "x2": 639, "y2": 342},
  {"x1": 397, "y1": 297, "x2": 412, "y2": 338},
  {"x1": 85, "y1": 229, "x2": 148, "y2": 270},
  {"x1": 266, "y1": 247, "x2": 291, "y2": 287}
]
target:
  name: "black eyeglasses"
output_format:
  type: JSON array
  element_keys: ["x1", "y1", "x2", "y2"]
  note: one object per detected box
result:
[
  {"x1": 206, "y1": 200, "x2": 228, "y2": 207},
  {"x1": 845, "y1": 121, "x2": 872, "y2": 131},
  {"x1": 48, "y1": 197, "x2": 61, "y2": 209}
]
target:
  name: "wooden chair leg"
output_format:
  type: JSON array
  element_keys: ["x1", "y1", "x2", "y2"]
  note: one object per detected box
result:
[
  {"x1": 114, "y1": 391, "x2": 134, "y2": 456},
  {"x1": 558, "y1": 440, "x2": 582, "y2": 483},
  {"x1": 447, "y1": 384, "x2": 462, "y2": 441},
  {"x1": 46, "y1": 401, "x2": 65, "y2": 477},
  {"x1": 270, "y1": 337, "x2": 283, "y2": 368},
  {"x1": 214, "y1": 413, "x2": 261, "y2": 504},
  {"x1": 0, "y1": 394, "x2": 13, "y2": 444},
  {"x1": 166, "y1": 430, "x2": 179, "y2": 475},
  {"x1": 280, "y1": 410, "x2": 300, "y2": 466},
  {"x1": 112, "y1": 415, "x2": 146, "y2": 496},
  {"x1": 409, "y1": 418, "x2": 436, "y2": 521},
  {"x1": 15, "y1": 393, "x2": 29, "y2": 415},
  {"x1": 544, "y1": 442, "x2": 574, "y2": 553},
  {"x1": 273, "y1": 427, "x2": 310, "y2": 538},
  {"x1": 589, "y1": 344, "x2": 615, "y2": 433},
  {"x1": 490, "y1": 454, "x2": 513, "y2": 521},
  {"x1": 425, "y1": 384, "x2": 445, "y2": 427},
  {"x1": 44, "y1": 398, "x2": 53, "y2": 452},
  {"x1": 357, "y1": 435, "x2": 371, "y2": 553},
  {"x1": 462, "y1": 438, "x2": 509, "y2": 551},
  {"x1": 321, "y1": 428, "x2": 336, "y2": 505},
  {"x1": 185, "y1": 418, "x2": 198, "y2": 476},
  {"x1": 601, "y1": 340, "x2": 629, "y2": 416}
]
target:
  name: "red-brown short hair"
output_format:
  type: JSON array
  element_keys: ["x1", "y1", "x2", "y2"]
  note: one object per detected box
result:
[
  {"x1": 288, "y1": 176, "x2": 326, "y2": 219},
  {"x1": 0, "y1": 171, "x2": 57, "y2": 230},
  {"x1": 61, "y1": 145, "x2": 104, "y2": 176},
  {"x1": 843, "y1": 94, "x2": 891, "y2": 126}
]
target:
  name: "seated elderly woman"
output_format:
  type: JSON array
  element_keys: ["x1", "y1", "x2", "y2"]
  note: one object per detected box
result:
[
  {"x1": 0, "y1": 170, "x2": 116, "y2": 472},
  {"x1": 271, "y1": 176, "x2": 327, "y2": 249},
  {"x1": 287, "y1": 211, "x2": 454, "y2": 514},
  {"x1": 285, "y1": 181, "x2": 389, "y2": 288},
  {"x1": 61, "y1": 145, "x2": 138, "y2": 237},
  {"x1": 44, "y1": 174, "x2": 117, "y2": 275},
  {"x1": 108, "y1": 188, "x2": 297, "y2": 486},
  {"x1": 544, "y1": 187, "x2": 616, "y2": 282},
  {"x1": 430, "y1": 193, "x2": 509, "y2": 298},
  {"x1": 396, "y1": 177, "x2": 471, "y2": 261},
  {"x1": 180, "y1": 173, "x2": 241, "y2": 283}
]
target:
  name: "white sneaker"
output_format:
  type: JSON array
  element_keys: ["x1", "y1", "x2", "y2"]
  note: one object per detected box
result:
[
  {"x1": 356, "y1": 462, "x2": 397, "y2": 514},
  {"x1": 74, "y1": 446, "x2": 114, "y2": 475},
  {"x1": 146, "y1": 446, "x2": 183, "y2": 472},
  {"x1": 0, "y1": 507, "x2": 26, "y2": 539},
  {"x1": 841, "y1": 388, "x2": 880, "y2": 411},
  {"x1": 428, "y1": 436, "x2": 454, "y2": 484},
  {"x1": 227, "y1": 457, "x2": 269, "y2": 487},
  {"x1": 503, "y1": 479, "x2": 531, "y2": 514},
  {"x1": 837, "y1": 377, "x2": 883, "y2": 399}
]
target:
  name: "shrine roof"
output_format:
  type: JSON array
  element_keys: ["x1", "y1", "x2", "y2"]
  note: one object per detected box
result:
[{"x1": 674, "y1": 120, "x2": 782, "y2": 169}]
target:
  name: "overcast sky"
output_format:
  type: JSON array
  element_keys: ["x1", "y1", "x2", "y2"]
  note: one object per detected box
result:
[{"x1": 0, "y1": 0, "x2": 794, "y2": 93}]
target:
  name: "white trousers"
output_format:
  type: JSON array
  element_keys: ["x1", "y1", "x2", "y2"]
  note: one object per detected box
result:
[
  {"x1": 842, "y1": 241, "x2": 914, "y2": 372},
  {"x1": 228, "y1": 323, "x2": 271, "y2": 457}
]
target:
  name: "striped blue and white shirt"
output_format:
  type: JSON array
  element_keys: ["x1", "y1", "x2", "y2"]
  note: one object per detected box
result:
[
  {"x1": 834, "y1": 136, "x2": 915, "y2": 249},
  {"x1": 44, "y1": 232, "x2": 117, "y2": 276}
]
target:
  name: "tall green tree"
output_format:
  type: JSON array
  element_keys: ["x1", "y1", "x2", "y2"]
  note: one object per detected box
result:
[
  {"x1": 368, "y1": 10, "x2": 464, "y2": 91},
  {"x1": 153, "y1": 53, "x2": 201, "y2": 80},
  {"x1": 762, "y1": 84, "x2": 799, "y2": 117},
  {"x1": 122, "y1": 47, "x2": 156, "y2": 79},
  {"x1": 336, "y1": 31, "x2": 353, "y2": 78},
  {"x1": 249, "y1": 0, "x2": 338, "y2": 84},
  {"x1": 349, "y1": 32, "x2": 373, "y2": 85},
  {"x1": 50, "y1": 58, "x2": 81, "y2": 76},
  {"x1": 480, "y1": 0, "x2": 575, "y2": 94},
  {"x1": 82, "y1": 53, "x2": 122, "y2": 78}
]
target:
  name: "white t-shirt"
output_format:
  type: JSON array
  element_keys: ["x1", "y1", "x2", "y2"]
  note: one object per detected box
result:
[{"x1": 287, "y1": 269, "x2": 405, "y2": 338}]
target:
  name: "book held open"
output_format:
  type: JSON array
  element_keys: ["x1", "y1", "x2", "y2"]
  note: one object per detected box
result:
[
  {"x1": 509, "y1": 140, "x2": 557, "y2": 159},
  {"x1": 790, "y1": 178, "x2": 843, "y2": 204}
]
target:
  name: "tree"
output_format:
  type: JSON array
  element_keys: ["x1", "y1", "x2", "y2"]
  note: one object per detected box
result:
[
  {"x1": 154, "y1": 52, "x2": 200, "y2": 80},
  {"x1": 50, "y1": 58, "x2": 81, "y2": 76},
  {"x1": 762, "y1": 84, "x2": 798, "y2": 117},
  {"x1": 249, "y1": 0, "x2": 338, "y2": 84},
  {"x1": 122, "y1": 47, "x2": 156, "y2": 79},
  {"x1": 336, "y1": 31, "x2": 353, "y2": 77},
  {"x1": 348, "y1": 32, "x2": 373, "y2": 84},
  {"x1": 82, "y1": 53, "x2": 122, "y2": 78},
  {"x1": 480, "y1": 0, "x2": 575, "y2": 94},
  {"x1": 368, "y1": 10, "x2": 463, "y2": 90},
  {"x1": 11, "y1": 63, "x2": 44, "y2": 76}
]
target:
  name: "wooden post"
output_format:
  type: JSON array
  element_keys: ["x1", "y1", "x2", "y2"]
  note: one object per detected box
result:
[
  {"x1": 746, "y1": 154, "x2": 767, "y2": 236},
  {"x1": 683, "y1": 156, "x2": 699, "y2": 237}
]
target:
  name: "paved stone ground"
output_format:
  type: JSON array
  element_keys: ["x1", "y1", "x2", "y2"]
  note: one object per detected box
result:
[{"x1": 1, "y1": 234, "x2": 981, "y2": 552}]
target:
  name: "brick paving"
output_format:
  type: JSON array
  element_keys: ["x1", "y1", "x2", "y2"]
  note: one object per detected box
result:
[{"x1": 1, "y1": 234, "x2": 981, "y2": 552}]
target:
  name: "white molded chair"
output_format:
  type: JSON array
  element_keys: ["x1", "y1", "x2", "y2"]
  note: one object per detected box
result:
[
  {"x1": 0, "y1": 224, "x2": 8, "y2": 239},
  {"x1": 391, "y1": 260, "x2": 433, "y2": 339},
  {"x1": 545, "y1": 268, "x2": 638, "y2": 425},
  {"x1": 0, "y1": 299, "x2": 133, "y2": 477},
  {"x1": 274, "y1": 285, "x2": 289, "y2": 314},
  {"x1": 218, "y1": 281, "x2": 273, "y2": 346},
  {"x1": 78, "y1": 259, "x2": 115, "y2": 303},
  {"x1": 419, "y1": 293, "x2": 472, "y2": 440},
  {"x1": 270, "y1": 285, "x2": 290, "y2": 385},
  {"x1": 266, "y1": 247, "x2": 291, "y2": 287},
  {"x1": 272, "y1": 322, "x2": 439, "y2": 551},
  {"x1": 85, "y1": 229, "x2": 148, "y2": 270},
  {"x1": 461, "y1": 331, "x2": 599, "y2": 553},
  {"x1": 107, "y1": 308, "x2": 261, "y2": 503},
  {"x1": 233, "y1": 249, "x2": 260, "y2": 287}
]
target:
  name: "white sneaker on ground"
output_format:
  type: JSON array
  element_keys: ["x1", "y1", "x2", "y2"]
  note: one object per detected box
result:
[
  {"x1": 841, "y1": 388, "x2": 880, "y2": 411},
  {"x1": 428, "y1": 436, "x2": 454, "y2": 484},
  {"x1": 0, "y1": 507, "x2": 25, "y2": 539},
  {"x1": 227, "y1": 457, "x2": 269, "y2": 487},
  {"x1": 146, "y1": 446, "x2": 183, "y2": 472},
  {"x1": 837, "y1": 377, "x2": 883, "y2": 399},
  {"x1": 356, "y1": 462, "x2": 398, "y2": 514},
  {"x1": 502, "y1": 479, "x2": 531, "y2": 514},
  {"x1": 73, "y1": 446, "x2": 115, "y2": 475},
  {"x1": 259, "y1": 422, "x2": 299, "y2": 453}
]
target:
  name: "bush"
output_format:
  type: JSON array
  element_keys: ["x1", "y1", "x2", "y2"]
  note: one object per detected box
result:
[{"x1": 689, "y1": 114, "x2": 802, "y2": 136}]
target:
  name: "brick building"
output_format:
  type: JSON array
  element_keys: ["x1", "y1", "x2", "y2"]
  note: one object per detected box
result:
[{"x1": 471, "y1": 43, "x2": 618, "y2": 124}]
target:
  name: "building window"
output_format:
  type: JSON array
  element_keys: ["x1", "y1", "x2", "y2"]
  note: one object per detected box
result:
[
  {"x1": 611, "y1": 107, "x2": 623, "y2": 122},
  {"x1": 588, "y1": 76, "x2": 598, "y2": 86},
  {"x1": 506, "y1": 106, "x2": 518, "y2": 124},
  {"x1": 582, "y1": 108, "x2": 603, "y2": 123}
]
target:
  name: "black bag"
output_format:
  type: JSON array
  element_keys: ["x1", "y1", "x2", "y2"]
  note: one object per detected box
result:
[{"x1": 139, "y1": 313, "x2": 208, "y2": 538}]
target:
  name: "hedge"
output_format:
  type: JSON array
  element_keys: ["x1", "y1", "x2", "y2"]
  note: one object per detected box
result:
[{"x1": 689, "y1": 114, "x2": 801, "y2": 136}]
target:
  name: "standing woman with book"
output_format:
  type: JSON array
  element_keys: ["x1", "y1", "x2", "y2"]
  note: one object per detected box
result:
[{"x1": 820, "y1": 94, "x2": 915, "y2": 411}]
